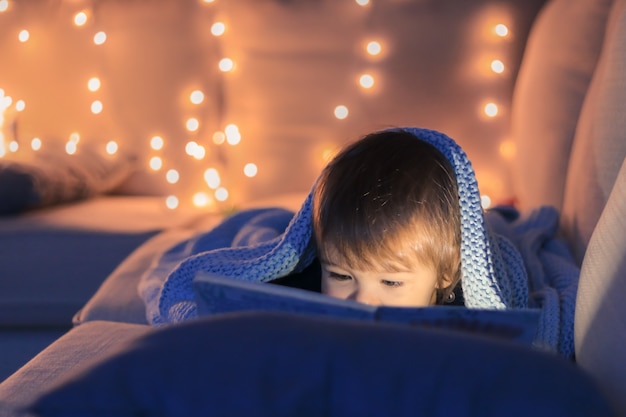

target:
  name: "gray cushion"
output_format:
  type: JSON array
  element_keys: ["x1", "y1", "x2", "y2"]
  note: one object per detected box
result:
[{"x1": 575, "y1": 157, "x2": 626, "y2": 416}]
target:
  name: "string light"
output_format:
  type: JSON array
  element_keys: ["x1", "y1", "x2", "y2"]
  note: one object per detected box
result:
[
  {"x1": 355, "y1": 0, "x2": 370, "y2": 6},
  {"x1": 193, "y1": 191, "x2": 213, "y2": 207},
  {"x1": 15, "y1": 100, "x2": 25, "y2": 111},
  {"x1": 105, "y1": 140, "x2": 118, "y2": 155},
  {"x1": 358, "y1": 73, "x2": 375, "y2": 89},
  {"x1": 218, "y1": 58, "x2": 235, "y2": 72},
  {"x1": 93, "y1": 31, "x2": 107, "y2": 45},
  {"x1": 87, "y1": 77, "x2": 101, "y2": 92},
  {"x1": 204, "y1": 167, "x2": 220, "y2": 189},
  {"x1": 91, "y1": 100, "x2": 103, "y2": 114},
  {"x1": 0, "y1": 0, "x2": 8, "y2": 12},
  {"x1": 74, "y1": 12, "x2": 88, "y2": 27},
  {"x1": 165, "y1": 195, "x2": 179, "y2": 210},
  {"x1": 243, "y1": 163, "x2": 257, "y2": 178},
  {"x1": 494, "y1": 24, "x2": 509, "y2": 37},
  {"x1": 185, "y1": 117, "x2": 200, "y2": 132},
  {"x1": 481, "y1": 195, "x2": 492, "y2": 209},
  {"x1": 334, "y1": 105, "x2": 349, "y2": 120},
  {"x1": 18, "y1": 30, "x2": 29, "y2": 42},
  {"x1": 366, "y1": 41, "x2": 382, "y2": 56},
  {"x1": 149, "y1": 156, "x2": 163, "y2": 170},
  {"x1": 31, "y1": 137, "x2": 42, "y2": 151},
  {"x1": 483, "y1": 102, "x2": 498, "y2": 118},
  {"x1": 190, "y1": 90, "x2": 204, "y2": 104},
  {"x1": 150, "y1": 135, "x2": 164, "y2": 150},
  {"x1": 490, "y1": 59, "x2": 505, "y2": 74},
  {"x1": 166, "y1": 169, "x2": 180, "y2": 184},
  {"x1": 211, "y1": 22, "x2": 226, "y2": 36},
  {"x1": 215, "y1": 187, "x2": 229, "y2": 202}
]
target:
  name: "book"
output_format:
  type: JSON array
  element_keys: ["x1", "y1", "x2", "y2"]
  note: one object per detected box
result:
[{"x1": 193, "y1": 272, "x2": 540, "y2": 345}]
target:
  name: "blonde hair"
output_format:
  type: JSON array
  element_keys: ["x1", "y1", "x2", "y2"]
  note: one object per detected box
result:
[{"x1": 312, "y1": 130, "x2": 461, "y2": 303}]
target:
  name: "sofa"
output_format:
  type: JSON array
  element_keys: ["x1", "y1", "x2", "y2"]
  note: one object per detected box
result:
[{"x1": 1, "y1": 0, "x2": 625, "y2": 415}]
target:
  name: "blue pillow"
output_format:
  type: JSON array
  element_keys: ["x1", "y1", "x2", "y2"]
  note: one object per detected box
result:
[
  {"x1": 28, "y1": 312, "x2": 615, "y2": 417},
  {"x1": 0, "y1": 163, "x2": 34, "y2": 214}
]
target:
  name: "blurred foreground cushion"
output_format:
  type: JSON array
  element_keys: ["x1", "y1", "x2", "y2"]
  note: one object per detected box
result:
[{"x1": 29, "y1": 312, "x2": 615, "y2": 417}]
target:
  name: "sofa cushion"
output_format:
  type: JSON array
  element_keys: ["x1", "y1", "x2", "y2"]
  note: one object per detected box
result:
[
  {"x1": 561, "y1": 0, "x2": 626, "y2": 263},
  {"x1": 29, "y1": 312, "x2": 614, "y2": 417},
  {"x1": 575, "y1": 157, "x2": 626, "y2": 416},
  {"x1": 510, "y1": 0, "x2": 612, "y2": 213},
  {"x1": 0, "y1": 321, "x2": 151, "y2": 416}
]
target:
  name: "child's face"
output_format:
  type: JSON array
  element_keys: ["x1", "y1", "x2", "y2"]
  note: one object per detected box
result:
[{"x1": 320, "y1": 251, "x2": 439, "y2": 307}]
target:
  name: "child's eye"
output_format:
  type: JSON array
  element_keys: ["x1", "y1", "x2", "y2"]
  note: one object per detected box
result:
[
  {"x1": 381, "y1": 279, "x2": 403, "y2": 287},
  {"x1": 329, "y1": 272, "x2": 352, "y2": 281}
]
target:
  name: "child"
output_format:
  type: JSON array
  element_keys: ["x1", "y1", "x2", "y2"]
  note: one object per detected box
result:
[
  {"x1": 312, "y1": 129, "x2": 463, "y2": 307},
  {"x1": 140, "y1": 126, "x2": 528, "y2": 325}
]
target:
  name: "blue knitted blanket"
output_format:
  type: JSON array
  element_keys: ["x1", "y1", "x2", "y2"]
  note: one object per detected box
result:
[{"x1": 138, "y1": 127, "x2": 577, "y2": 357}]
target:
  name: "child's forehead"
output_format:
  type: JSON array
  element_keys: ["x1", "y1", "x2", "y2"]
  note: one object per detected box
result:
[{"x1": 318, "y1": 243, "x2": 418, "y2": 273}]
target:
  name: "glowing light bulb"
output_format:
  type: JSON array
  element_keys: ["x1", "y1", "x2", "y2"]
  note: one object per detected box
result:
[
  {"x1": 366, "y1": 41, "x2": 382, "y2": 56},
  {"x1": 204, "y1": 168, "x2": 220, "y2": 189},
  {"x1": 213, "y1": 131, "x2": 226, "y2": 145},
  {"x1": 185, "y1": 141, "x2": 205, "y2": 159},
  {"x1": 193, "y1": 192, "x2": 213, "y2": 208},
  {"x1": 8, "y1": 141, "x2": 18, "y2": 152},
  {"x1": 31, "y1": 137, "x2": 42, "y2": 151},
  {"x1": 211, "y1": 22, "x2": 226, "y2": 36},
  {"x1": 243, "y1": 163, "x2": 258, "y2": 178},
  {"x1": 490, "y1": 59, "x2": 505, "y2": 74},
  {"x1": 202, "y1": 0, "x2": 215, "y2": 3},
  {"x1": 355, "y1": 0, "x2": 370, "y2": 5},
  {"x1": 219, "y1": 58, "x2": 235, "y2": 72},
  {"x1": 105, "y1": 140, "x2": 118, "y2": 155},
  {"x1": 186, "y1": 117, "x2": 200, "y2": 132},
  {"x1": 165, "y1": 195, "x2": 179, "y2": 210},
  {"x1": 150, "y1": 135, "x2": 164, "y2": 150},
  {"x1": 481, "y1": 195, "x2": 492, "y2": 209},
  {"x1": 359, "y1": 73, "x2": 375, "y2": 89},
  {"x1": 484, "y1": 102, "x2": 499, "y2": 118},
  {"x1": 190, "y1": 90, "x2": 205, "y2": 104},
  {"x1": 150, "y1": 156, "x2": 163, "y2": 170},
  {"x1": 88, "y1": 77, "x2": 101, "y2": 92},
  {"x1": 74, "y1": 12, "x2": 88, "y2": 27},
  {"x1": 15, "y1": 100, "x2": 25, "y2": 111},
  {"x1": 91, "y1": 100, "x2": 103, "y2": 114},
  {"x1": 494, "y1": 24, "x2": 509, "y2": 37},
  {"x1": 93, "y1": 31, "x2": 107, "y2": 45},
  {"x1": 166, "y1": 169, "x2": 179, "y2": 184},
  {"x1": 225, "y1": 124, "x2": 241, "y2": 145},
  {"x1": 69, "y1": 132, "x2": 80, "y2": 143},
  {"x1": 0, "y1": 0, "x2": 8, "y2": 12},
  {"x1": 334, "y1": 105, "x2": 349, "y2": 120},
  {"x1": 215, "y1": 187, "x2": 229, "y2": 202},
  {"x1": 65, "y1": 141, "x2": 77, "y2": 155},
  {"x1": 18, "y1": 30, "x2": 29, "y2": 43}
]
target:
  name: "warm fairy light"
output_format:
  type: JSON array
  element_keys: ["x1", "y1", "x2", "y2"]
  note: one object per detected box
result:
[
  {"x1": 88, "y1": 77, "x2": 101, "y2": 92},
  {"x1": 150, "y1": 156, "x2": 163, "y2": 170},
  {"x1": 185, "y1": 140, "x2": 206, "y2": 159},
  {"x1": 484, "y1": 102, "x2": 498, "y2": 117},
  {"x1": 166, "y1": 169, "x2": 180, "y2": 184},
  {"x1": 359, "y1": 73, "x2": 375, "y2": 89},
  {"x1": 366, "y1": 41, "x2": 382, "y2": 56},
  {"x1": 8, "y1": 141, "x2": 18, "y2": 152},
  {"x1": 190, "y1": 90, "x2": 205, "y2": 104},
  {"x1": 65, "y1": 141, "x2": 78, "y2": 155},
  {"x1": 18, "y1": 30, "x2": 29, "y2": 43},
  {"x1": 490, "y1": 59, "x2": 505, "y2": 74},
  {"x1": 186, "y1": 117, "x2": 200, "y2": 132},
  {"x1": 202, "y1": 0, "x2": 216, "y2": 3},
  {"x1": 69, "y1": 132, "x2": 80, "y2": 143},
  {"x1": 225, "y1": 124, "x2": 241, "y2": 145},
  {"x1": 150, "y1": 135, "x2": 164, "y2": 150},
  {"x1": 334, "y1": 105, "x2": 349, "y2": 120},
  {"x1": 218, "y1": 58, "x2": 235, "y2": 72},
  {"x1": 215, "y1": 187, "x2": 229, "y2": 202},
  {"x1": 211, "y1": 22, "x2": 226, "y2": 36},
  {"x1": 243, "y1": 163, "x2": 258, "y2": 178},
  {"x1": 212, "y1": 131, "x2": 226, "y2": 145},
  {"x1": 94, "y1": 31, "x2": 107, "y2": 45},
  {"x1": 204, "y1": 168, "x2": 220, "y2": 189},
  {"x1": 15, "y1": 100, "x2": 25, "y2": 111},
  {"x1": 165, "y1": 195, "x2": 179, "y2": 210},
  {"x1": 0, "y1": 0, "x2": 8, "y2": 12},
  {"x1": 74, "y1": 12, "x2": 88, "y2": 27},
  {"x1": 355, "y1": 0, "x2": 370, "y2": 6},
  {"x1": 31, "y1": 137, "x2": 42, "y2": 151},
  {"x1": 91, "y1": 100, "x2": 103, "y2": 114},
  {"x1": 481, "y1": 195, "x2": 492, "y2": 209},
  {"x1": 193, "y1": 191, "x2": 213, "y2": 208},
  {"x1": 105, "y1": 140, "x2": 118, "y2": 155},
  {"x1": 494, "y1": 24, "x2": 509, "y2": 37}
]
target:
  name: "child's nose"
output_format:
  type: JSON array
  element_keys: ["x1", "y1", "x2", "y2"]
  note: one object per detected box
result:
[{"x1": 352, "y1": 289, "x2": 381, "y2": 306}]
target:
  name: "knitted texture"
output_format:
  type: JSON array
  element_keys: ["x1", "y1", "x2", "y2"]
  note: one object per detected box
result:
[{"x1": 140, "y1": 127, "x2": 528, "y2": 325}]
